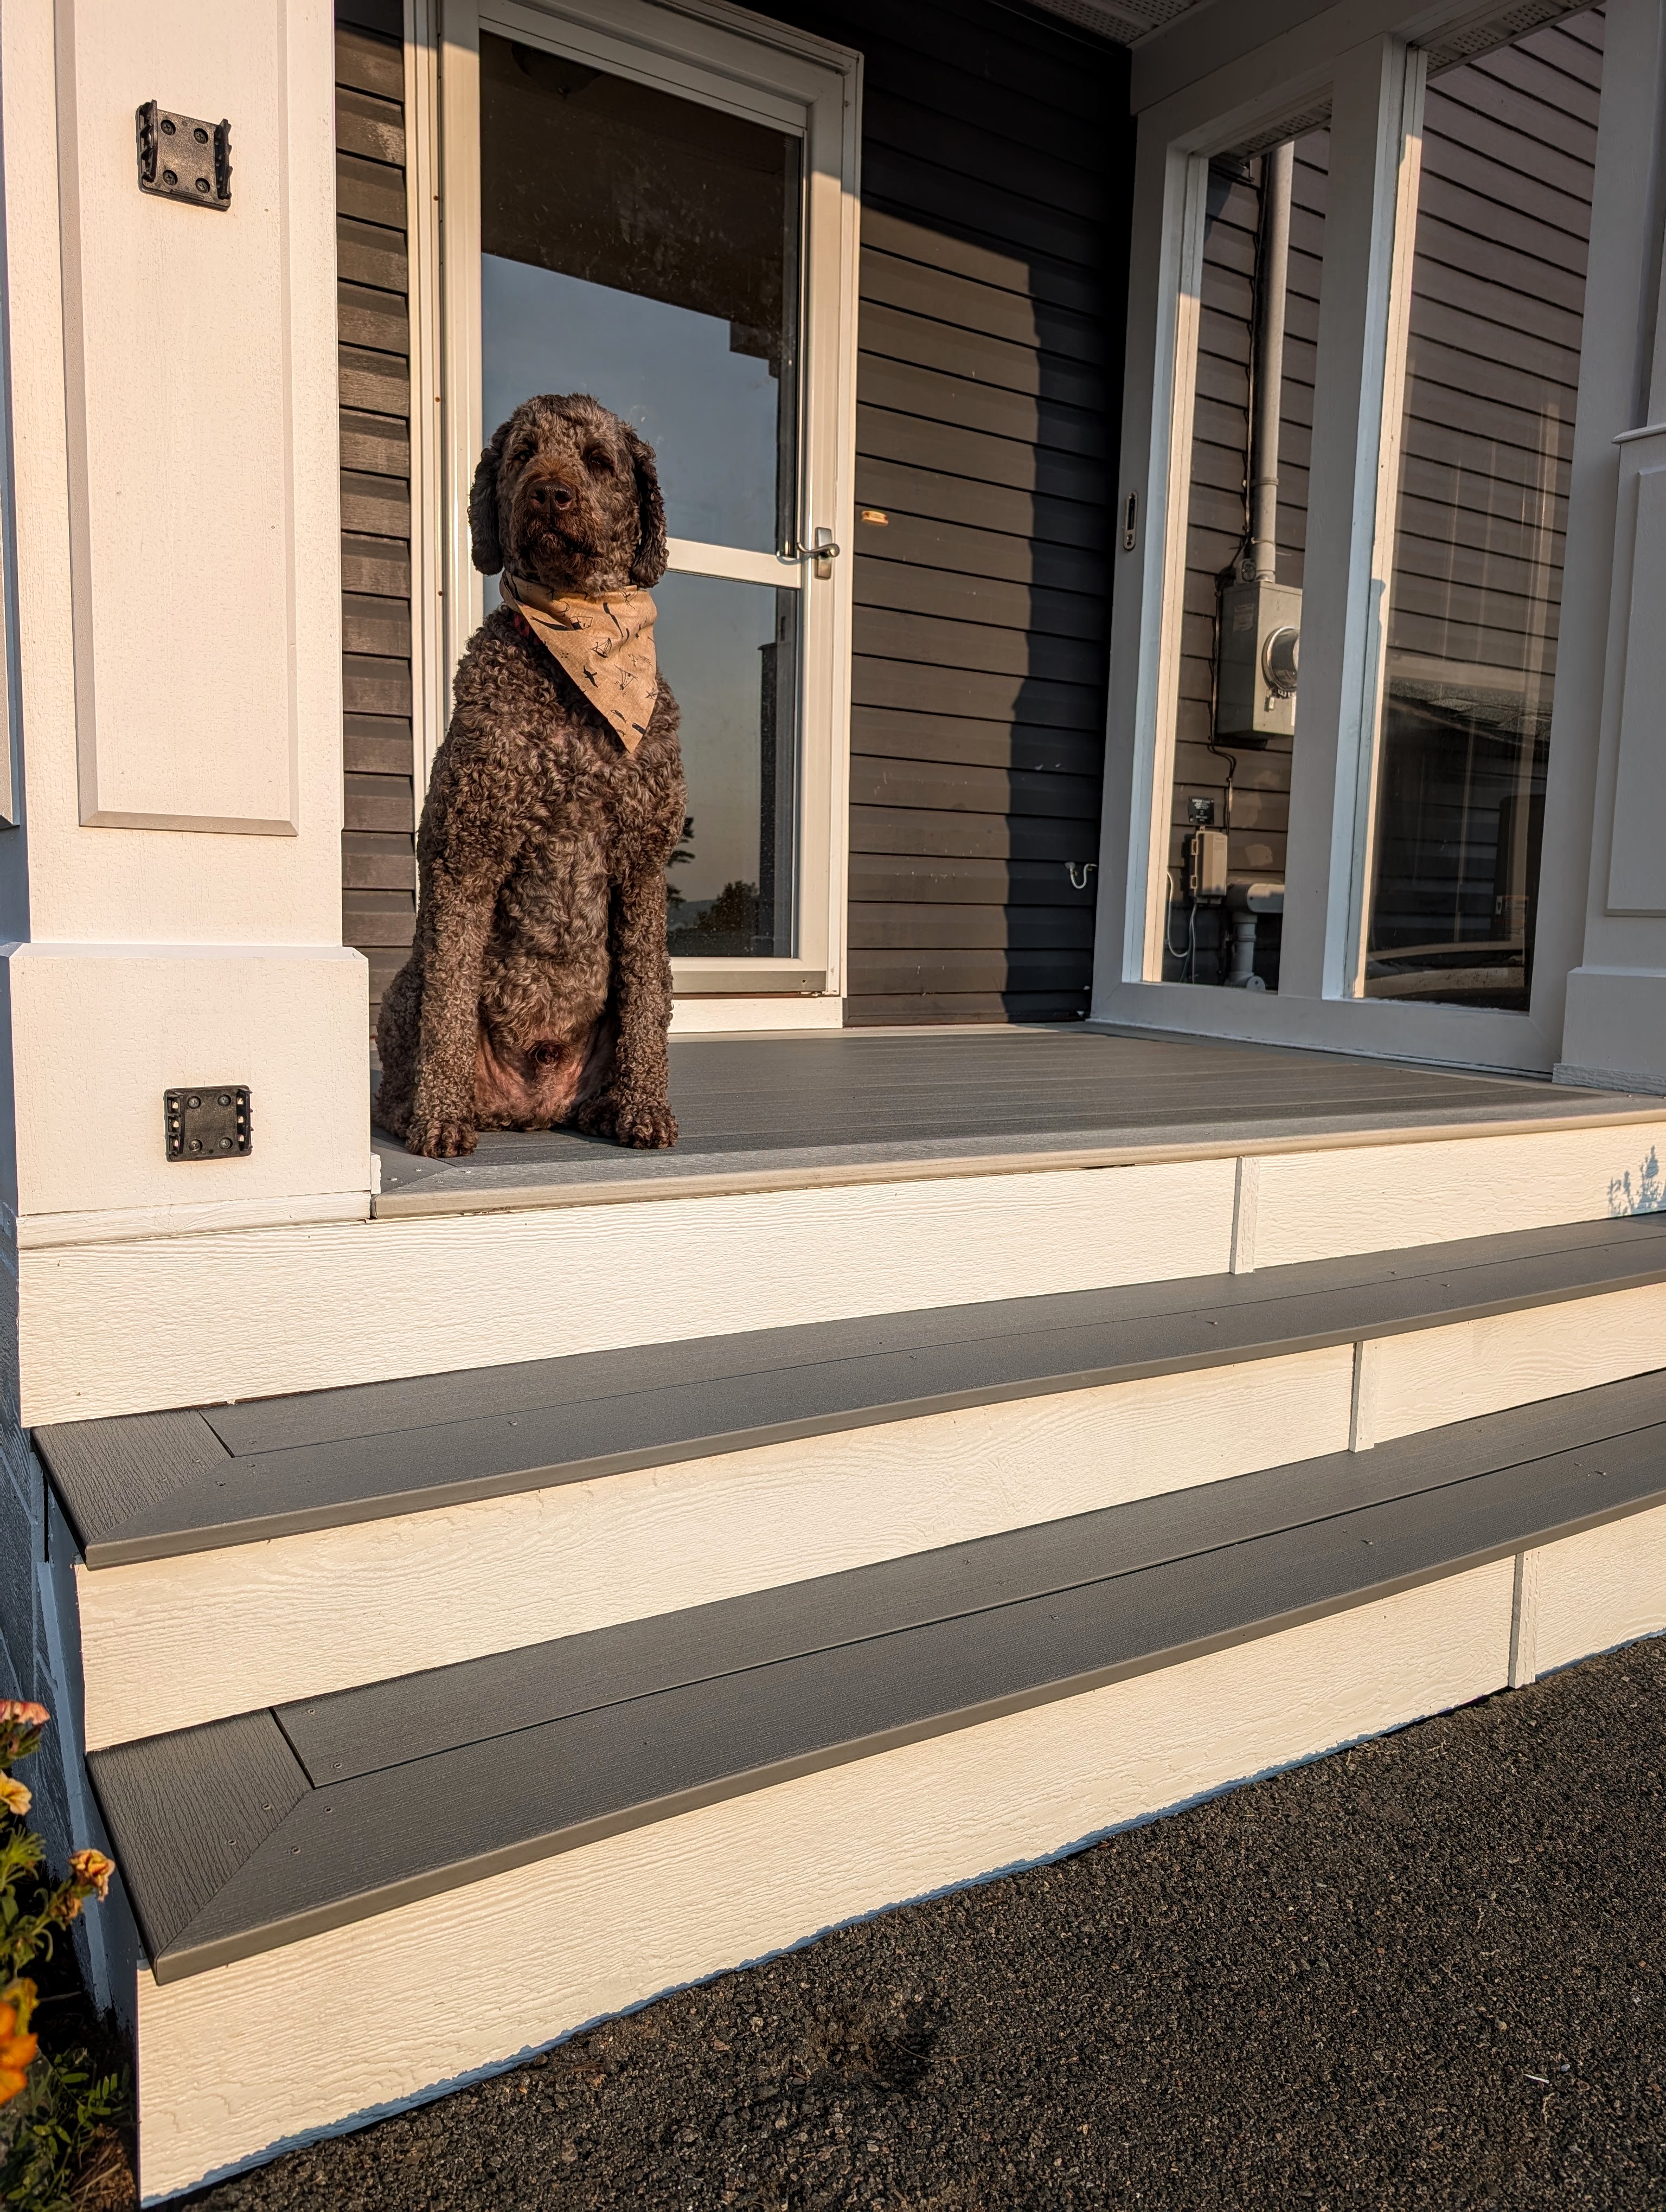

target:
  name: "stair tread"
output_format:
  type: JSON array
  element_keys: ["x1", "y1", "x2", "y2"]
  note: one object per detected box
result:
[
  {"x1": 37, "y1": 1213, "x2": 1666, "y2": 1566},
  {"x1": 89, "y1": 1365, "x2": 1666, "y2": 1984}
]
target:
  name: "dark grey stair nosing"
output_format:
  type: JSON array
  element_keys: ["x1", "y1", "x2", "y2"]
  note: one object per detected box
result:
[
  {"x1": 37, "y1": 1212, "x2": 1666, "y2": 1568},
  {"x1": 87, "y1": 1365, "x2": 1666, "y2": 1984}
]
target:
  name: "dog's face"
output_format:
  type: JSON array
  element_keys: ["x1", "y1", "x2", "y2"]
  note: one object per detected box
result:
[{"x1": 469, "y1": 394, "x2": 668, "y2": 595}]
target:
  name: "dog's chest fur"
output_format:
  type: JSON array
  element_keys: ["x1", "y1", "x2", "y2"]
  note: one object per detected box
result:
[
  {"x1": 457, "y1": 616, "x2": 685, "y2": 904},
  {"x1": 431, "y1": 613, "x2": 684, "y2": 1055}
]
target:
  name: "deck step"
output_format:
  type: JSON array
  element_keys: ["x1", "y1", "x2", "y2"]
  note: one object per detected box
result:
[
  {"x1": 89, "y1": 1364, "x2": 1666, "y2": 1984},
  {"x1": 37, "y1": 1212, "x2": 1666, "y2": 1567},
  {"x1": 371, "y1": 1026, "x2": 1664, "y2": 1216}
]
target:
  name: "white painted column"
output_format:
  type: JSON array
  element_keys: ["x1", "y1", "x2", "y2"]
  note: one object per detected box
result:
[
  {"x1": 0, "y1": 0, "x2": 368, "y2": 1307},
  {"x1": 1554, "y1": 0, "x2": 1666, "y2": 1093}
]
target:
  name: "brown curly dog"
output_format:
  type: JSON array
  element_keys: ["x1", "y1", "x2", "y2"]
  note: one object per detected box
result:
[{"x1": 376, "y1": 394, "x2": 685, "y2": 1158}]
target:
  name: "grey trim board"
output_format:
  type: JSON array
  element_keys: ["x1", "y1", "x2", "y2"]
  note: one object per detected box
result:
[
  {"x1": 36, "y1": 1212, "x2": 1666, "y2": 1566},
  {"x1": 88, "y1": 1365, "x2": 1666, "y2": 1982}
]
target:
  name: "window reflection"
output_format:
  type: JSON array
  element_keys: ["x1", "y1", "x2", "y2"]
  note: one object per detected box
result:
[
  {"x1": 477, "y1": 31, "x2": 803, "y2": 956},
  {"x1": 1363, "y1": 9, "x2": 1603, "y2": 1009},
  {"x1": 1163, "y1": 124, "x2": 1330, "y2": 993},
  {"x1": 656, "y1": 574, "x2": 798, "y2": 958}
]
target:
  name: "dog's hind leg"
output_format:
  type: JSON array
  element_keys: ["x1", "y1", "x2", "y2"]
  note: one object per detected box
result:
[{"x1": 373, "y1": 957, "x2": 421, "y2": 1138}]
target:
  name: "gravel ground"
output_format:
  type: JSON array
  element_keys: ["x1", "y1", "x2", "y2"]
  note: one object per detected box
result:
[{"x1": 189, "y1": 1636, "x2": 1666, "y2": 2211}]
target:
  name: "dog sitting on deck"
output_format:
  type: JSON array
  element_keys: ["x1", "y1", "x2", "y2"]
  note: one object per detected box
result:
[{"x1": 376, "y1": 394, "x2": 685, "y2": 1158}]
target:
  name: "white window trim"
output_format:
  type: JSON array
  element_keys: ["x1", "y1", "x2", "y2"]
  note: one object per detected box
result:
[
  {"x1": 404, "y1": 0, "x2": 860, "y2": 1033},
  {"x1": 1091, "y1": 0, "x2": 1627, "y2": 1077}
]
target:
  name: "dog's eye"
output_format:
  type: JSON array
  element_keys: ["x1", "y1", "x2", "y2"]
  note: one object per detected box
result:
[
  {"x1": 510, "y1": 443, "x2": 536, "y2": 470},
  {"x1": 584, "y1": 447, "x2": 616, "y2": 477}
]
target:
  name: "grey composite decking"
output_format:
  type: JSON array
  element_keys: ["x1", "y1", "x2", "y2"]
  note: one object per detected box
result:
[
  {"x1": 88, "y1": 1363, "x2": 1666, "y2": 1982},
  {"x1": 36, "y1": 1211, "x2": 1666, "y2": 1566},
  {"x1": 371, "y1": 1024, "x2": 1663, "y2": 1214}
]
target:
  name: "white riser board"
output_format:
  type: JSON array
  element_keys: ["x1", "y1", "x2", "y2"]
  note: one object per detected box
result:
[
  {"x1": 80, "y1": 1347, "x2": 1354, "y2": 1745},
  {"x1": 1251, "y1": 1120, "x2": 1666, "y2": 1268},
  {"x1": 133, "y1": 1560, "x2": 1515, "y2": 2202},
  {"x1": 1353, "y1": 1279, "x2": 1666, "y2": 1451},
  {"x1": 23, "y1": 1117, "x2": 1666, "y2": 1426},
  {"x1": 17, "y1": 1158, "x2": 1238, "y2": 1426},
  {"x1": 1531, "y1": 1495, "x2": 1666, "y2": 1676}
]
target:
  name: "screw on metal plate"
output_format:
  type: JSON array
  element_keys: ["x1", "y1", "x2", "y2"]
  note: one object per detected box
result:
[
  {"x1": 136, "y1": 101, "x2": 232, "y2": 211},
  {"x1": 165, "y1": 1087, "x2": 252, "y2": 1161}
]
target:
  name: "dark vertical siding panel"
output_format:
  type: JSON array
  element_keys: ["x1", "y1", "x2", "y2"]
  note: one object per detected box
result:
[
  {"x1": 754, "y1": 0, "x2": 1131, "y2": 1025},
  {"x1": 336, "y1": 0, "x2": 414, "y2": 1035}
]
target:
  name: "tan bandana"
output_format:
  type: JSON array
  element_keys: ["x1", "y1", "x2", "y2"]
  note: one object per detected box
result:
[{"x1": 501, "y1": 573, "x2": 659, "y2": 754}]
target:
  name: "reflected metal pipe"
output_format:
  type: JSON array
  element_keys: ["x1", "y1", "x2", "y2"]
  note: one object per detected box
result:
[{"x1": 1247, "y1": 139, "x2": 1293, "y2": 583}]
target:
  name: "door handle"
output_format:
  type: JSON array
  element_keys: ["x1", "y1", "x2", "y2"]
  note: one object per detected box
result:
[{"x1": 783, "y1": 526, "x2": 841, "y2": 578}]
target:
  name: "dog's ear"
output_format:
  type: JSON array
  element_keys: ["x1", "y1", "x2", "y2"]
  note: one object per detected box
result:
[
  {"x1": 623, "y1": 426, "x2": 669, "y2": 588},
  {"x1": 469, "y1": 420, "x2": 512, "y2": 575}
]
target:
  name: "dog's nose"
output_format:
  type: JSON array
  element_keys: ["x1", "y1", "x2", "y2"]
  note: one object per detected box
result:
[{"x1": 527, "y1": 479, "x2": 575, "y2": 515}]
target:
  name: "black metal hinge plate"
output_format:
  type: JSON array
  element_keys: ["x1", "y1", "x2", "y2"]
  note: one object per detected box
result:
[
  {"x1": 136, "y1": 101, "x2": 232, "y2": 211},
  {"x1": 165, "y1": 1088, "x2": 252, "y2": 1162}
]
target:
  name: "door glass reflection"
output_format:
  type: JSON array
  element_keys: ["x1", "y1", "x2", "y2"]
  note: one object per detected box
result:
[
  {"x1": 477, "y1": 32, "x2": 803, "y2": 954},
  {"x1": 1363, "y1": 9, "x2": 1603, "y2": 1009},
  {"x1": 1161, "y1": 123, "x2": 1330, "y2": 993},
  {"x1": 656, "y1": 574, "x2": 798, "y2": 959}
]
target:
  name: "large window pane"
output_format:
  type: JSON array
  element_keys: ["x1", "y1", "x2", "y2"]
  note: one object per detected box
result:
[
  {"x1": 1163, "y1": 125, "x2": 1329, "y2": 992},
  {"x1": 477, "y1": 31, "x2": 803, "y2": 955},
  {"x1": 1362, "y1": 9, "x2": 1603, "y2": 1009}
]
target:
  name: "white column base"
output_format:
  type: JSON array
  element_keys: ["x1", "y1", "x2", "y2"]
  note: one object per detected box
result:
[{"x1": 1556, "y1": 967, "x2": 1666, "y2": 1095}]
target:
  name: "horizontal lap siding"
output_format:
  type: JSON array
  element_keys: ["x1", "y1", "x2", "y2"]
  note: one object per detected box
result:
[
  {"x1": 758, "y1": 0, "x2": 1130, "y2": 1024},
  {"x1": 336, "y1": 0, "x2": 414, "y2": 1035}
]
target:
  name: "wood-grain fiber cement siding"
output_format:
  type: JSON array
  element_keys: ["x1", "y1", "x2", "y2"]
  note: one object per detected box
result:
[
  {"x1": 753, "y1": 0, "x2": 1131, "y2": 1024},
  {"x1": 336, "y1": 0, "x2": 414, "y2": 1034}
]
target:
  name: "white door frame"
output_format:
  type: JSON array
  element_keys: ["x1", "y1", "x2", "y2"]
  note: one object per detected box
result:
[
  {"x1": 1092, "y1": 0, "x2": 1643, "y2": 1076},
  {"x1": 406, "y1": 0, "x2": 861, "y2": 1030}
]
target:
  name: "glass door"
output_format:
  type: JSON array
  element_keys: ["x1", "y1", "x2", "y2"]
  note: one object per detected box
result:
[
  {"x1": 473, "y1": 22, "x2": 817, "y2": 970},
  {"x1": 1358, "y1": 8, "x2": 1604, "y2": 1009}
]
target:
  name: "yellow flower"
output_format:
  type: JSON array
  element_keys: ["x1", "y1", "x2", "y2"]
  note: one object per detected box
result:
[
  {"x1": 0, "y1": 1773, "x2": 29, "y2": 1817},
  {"x1": 68, "y1": 1848, "x2": 115, "y2": 1902}
]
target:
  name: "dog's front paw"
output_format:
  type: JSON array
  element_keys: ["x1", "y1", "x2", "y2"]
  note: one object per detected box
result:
[
  {"x1": 576, "y1": 1091, "x2": 678, "y2": 1150},
  {"x1": 405, "y1": 1116, "x2": 478, "y2": 1159}
]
